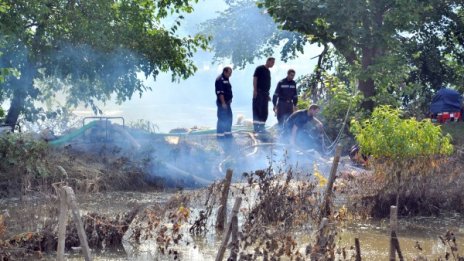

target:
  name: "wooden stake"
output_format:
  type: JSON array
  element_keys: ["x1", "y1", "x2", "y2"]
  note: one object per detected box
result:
[
  {"x1": 216, "y1": 197, "x2": 242, "y2": 261},
  {"x1": 216, "y1": 169, "x2": 233, "y2": 231},
  {"x1": 229, "y1": 214, "x2": 239, "y2": 261},
  {"x1": 321, "y1": 145, "x2": 342, "y2": 218},
  {"x1": 355, "y1": 237, "x2": 361, "y2": 261},
  {"x1": 392, "y1": 231, "x2": 404, "y2": 261},
  {"x1": 57, "y1": 187, "x2": 69, "y2": 261},
  {"x1": 63, "y1": 186, "x2": 92, "y2": 261},
  {"x1": 389, "y1": 206, "x2": 398, "y2": 261}
]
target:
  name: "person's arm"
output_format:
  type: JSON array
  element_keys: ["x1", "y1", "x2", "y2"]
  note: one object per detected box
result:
[
  {"x1": 219, "y1": 94, "x2": 227, "y2": 109},
  {"x1": 292, "y1": 84, "x2": 298, "y2": 111},
  {"x1": 313, "y1": 117, "x2": 323, "y2": 130},
  {"x1": 216, "y1": 77, "x2": 227, "y2": 109},
  {"x1": 290, "y1": 125, "x2": 298, "y2": 146},
  {"x1": 272, "y1": 82, "x2": 281, "y2": 112},
  {"x1": 253, "y1": 77, "x2": 258, "y2": 98}
]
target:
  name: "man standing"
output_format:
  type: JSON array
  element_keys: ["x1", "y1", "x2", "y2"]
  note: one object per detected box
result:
[
  {"x1": 253, "y1": 57, "x2": 275, "y2": 133},
  {"x1": 216, "y1": 67, "x2": 233, "y2": 139},
  {"x1": 283, "y1": 104, "x2": 323, "y2": 147},
  {"x1": 273, "y1": 69, "x2": 298, "y2": 128}
]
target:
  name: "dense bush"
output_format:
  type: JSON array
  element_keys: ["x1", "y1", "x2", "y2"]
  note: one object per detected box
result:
[
  {"x1": 0, "y1": 133, "x2": 51, "y2": 196},
  {"x1": 347, "y1": 106, "x2": 457, "y2": 217},
  {"x1": 351, "y1": 105, "x2": 453, "y2": 159}
]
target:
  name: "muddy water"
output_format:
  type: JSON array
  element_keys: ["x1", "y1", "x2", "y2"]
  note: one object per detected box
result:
[{"x1": 2, "y1": 191, "x2": 464, "y2": 261}]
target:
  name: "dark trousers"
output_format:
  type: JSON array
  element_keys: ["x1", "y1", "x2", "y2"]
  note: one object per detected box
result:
[
  {"x1": 277, "y1": 101, "x2": 293, "y2": 128},
  {"x1": 252, "y1": 93, "x2": 269, "y2": 132},
  {"x1": 217, "y1": 101, "x2": 232, "y2": 138}
]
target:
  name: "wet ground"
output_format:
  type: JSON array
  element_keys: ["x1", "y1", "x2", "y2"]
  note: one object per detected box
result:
[{"x1": 3, "y1": 190, "x2": 463, "y2": 260}]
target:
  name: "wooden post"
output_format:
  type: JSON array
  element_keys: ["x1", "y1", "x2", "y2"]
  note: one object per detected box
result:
[
  {"x1": 216, "y1": 169, "x2": 233, "y2": 231},
  {"x1": 321, "y1": 145, "x2": 342, "y2": 218},
  {"x1": 63, "y1": 186, "x2": 92, "y2": 261},
  {"x1": 229, "y1": 214, "x2": 239, "y2": 261},
  {"x1": 216, "y1": 197, "x2": 242, "y2": 261},
  {"x1": 389, "y1": 206, "x2": 398, "y2": 261},
  {"x1": 57, "y1": 187, "x2": 69, "y2": 261},
  {"x1": 392, "y1": 231, "x2": 404, "y2": 261},
  {"x1": 355, "y1": 237, "x2": 361, "y2": 261}
]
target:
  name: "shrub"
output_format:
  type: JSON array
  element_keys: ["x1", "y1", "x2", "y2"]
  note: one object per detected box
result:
[
  {"x1": 350, "y1": 105, "x2": 453, "y2": 160},
  {"x1": 348, "y1": 106, "x2": 456, "y2": 217}
]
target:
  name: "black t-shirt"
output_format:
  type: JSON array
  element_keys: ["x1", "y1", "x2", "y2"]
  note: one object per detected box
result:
[
  {"x1": 253, "y1": 65, "x2": 271, "y2": 93},
  {"x1": 215, "y1": 74, "x2": 233, "y2": 102},
  {"x1": 272, "y1": 77, "x2": 298, "y2": 106},
  {"x1": 284, "y1": 109, "x2": 313, "y2": 132}
]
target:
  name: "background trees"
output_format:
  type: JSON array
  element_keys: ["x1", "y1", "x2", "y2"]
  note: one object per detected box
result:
[
  {"x1": 204, "y1": 0, "x2": 464, "y2": 115},
  {"x1": 0, "y1": 0, "x2": 208, "y2": 127}
]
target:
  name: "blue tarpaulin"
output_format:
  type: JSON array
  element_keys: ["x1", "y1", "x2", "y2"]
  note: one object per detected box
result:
[{"x1": 430, "y1": 88, "x2": 462, "y2": 114}]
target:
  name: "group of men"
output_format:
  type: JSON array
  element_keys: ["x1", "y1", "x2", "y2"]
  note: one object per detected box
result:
[{"x1": 215, "y1": 57, "x2": 323, "y2": 147}]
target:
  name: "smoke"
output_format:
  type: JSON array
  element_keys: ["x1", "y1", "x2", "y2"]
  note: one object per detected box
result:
[{"x1": 1, "y1": 0, "x2": 333, "y2": 188}]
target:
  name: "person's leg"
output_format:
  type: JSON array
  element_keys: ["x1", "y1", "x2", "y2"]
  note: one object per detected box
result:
[
  {"x1": 261, "y1": 95, "x2": 269, "y2": 131},
  {"x1": 256, "y1": 94, "x2": 268, "y2": 132},
  {"x1": 252, "y1": 98, "x2": 259, "y2": 132},
  {"x1": 225, "y1": 104, "x2": 233, "y2": 138},
  {"x1": 217, "y1": 102, "x2": 226, "y2": 139},
  {"x1": 278, "y1": 102, "x2": 293, "y2": 129}
]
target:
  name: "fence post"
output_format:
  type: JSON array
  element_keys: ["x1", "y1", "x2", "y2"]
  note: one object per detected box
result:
[
  {"x1": 216, "y1": 197, "x2": 242, "y2": 261},
  {"x1": 321, "y1": 145, "x2": 343, "y2": 218},
  {"x1": 229, "y1": 214, "x2": 239, "y2": 261},
  {"x1": 216, "y1": 169, "x2": 233, "y2": 231},
  {"x1": 63, "y1": 186, "x2": 92, "y2": 261},
  {"x1": 57, "y1": 187, "x2": 69, "y2": 261},
  {"x1": 389, "y1": 206, "x2": 398, "y2": 261},
  {"x1": 355, "y1": 237, "x2": 361, "y2": 261}
]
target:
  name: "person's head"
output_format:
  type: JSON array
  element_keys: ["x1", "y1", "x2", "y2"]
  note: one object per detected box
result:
[
  {"x1": 286, "y1": 69, "x2": 295, "y2": 81},
  {"x1": 265, "y1": 57, "x2": 275, "y2": 68},
  {"x1": 308, "y1": 104, "x2": 320, "y2": 116},
  {"x1": 222, "y1": 66, "x2": 232, "y2": 78}
]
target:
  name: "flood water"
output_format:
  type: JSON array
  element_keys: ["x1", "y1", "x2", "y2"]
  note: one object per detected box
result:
[{"x1": 2, "y1": 191, "x2": 464, "y2": 261}]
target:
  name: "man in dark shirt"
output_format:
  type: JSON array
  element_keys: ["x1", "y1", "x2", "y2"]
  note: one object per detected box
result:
[
  {"x1": 253, "y1": 57, "x2": 275, "y2": 133},
  {"x1": 283, "y1": 104, "x2": 323, "y2": 147},
  {"x1": 216, "y1": 67, "x2": 233, "y2": 139},
  {"x1": 273, "y1": 69, "x2": 298, "y2": 128}
]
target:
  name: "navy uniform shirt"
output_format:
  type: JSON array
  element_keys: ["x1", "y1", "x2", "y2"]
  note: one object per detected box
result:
[
  {"x1": 215, "y1": 74, "x2": 233, "y2": 102},
  {"x1": 284, "y1": 109, "x2": 313, "y2": 132},
  {"x1": 253, "y1": 65, "x2": 271, "y2": 94},
  {"x1": 272, "y1": 77, "x2": 298, "y2": 106}
]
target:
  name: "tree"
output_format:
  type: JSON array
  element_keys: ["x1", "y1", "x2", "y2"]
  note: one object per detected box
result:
[
  {"x1": 0, "y1": 0, "x2": 208, "y2": 127},
  {"x1": 260, "y1": 0, "x2": 464, "y2": 111},
  {"x1": 201, "y1": 0, "x2": 306, "y2": 68}
]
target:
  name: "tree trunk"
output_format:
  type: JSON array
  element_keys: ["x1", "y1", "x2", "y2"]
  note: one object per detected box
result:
[
  {"x1": 358, "y1": 46, "x2": 376, "y2": 112},
  {"x1": 5, "y1": 88, "x2": 26, "y2": 128},
  {"x1": 5, "y1": 63, "x2": 36, "y2": 128}
]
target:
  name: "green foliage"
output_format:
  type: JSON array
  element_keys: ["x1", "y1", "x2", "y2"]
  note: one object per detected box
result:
[
  {"x1": 201, "y1": 0, "x2": 306, "y2": 68},
  {"x1": 350, "y1": 106, "x2": 453, "y2": 159},
  {"x1": 0, "y1": 133, "x2": 50, "y2": 178},
  {"x1": 318, "y1": 74, "x2": 364, "y2": 139},
  {"x1": 0, "y1": 0, "x2": 208, "y2": 126},
  {"x1": 223, "y1": 0, "x2": 464, "y2": 112}
]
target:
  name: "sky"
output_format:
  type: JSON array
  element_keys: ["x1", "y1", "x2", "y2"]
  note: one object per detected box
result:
[{"x1": 68, "y1": 0, "x2": 323, "y2": 132}]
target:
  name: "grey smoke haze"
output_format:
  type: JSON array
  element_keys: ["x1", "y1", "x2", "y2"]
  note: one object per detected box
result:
[{"x1": 72, "y1": 0, "x2": 322, "y2": 133}]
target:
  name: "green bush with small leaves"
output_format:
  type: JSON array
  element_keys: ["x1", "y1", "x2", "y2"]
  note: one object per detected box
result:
[
  {"x1": 350, "y1": 105, "x2": 453, "y2": 159},
  {"x1": 0, "y1": 133, "x2": 51, "y2": 196}
]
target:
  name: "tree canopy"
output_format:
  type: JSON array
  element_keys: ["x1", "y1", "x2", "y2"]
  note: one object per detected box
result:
[
  {"x1": 204, "y1": 0, "x2": 464, "y2": 113},
  {"x1": 0, "y1": 0, "x2": 208, "y2": 127}
]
